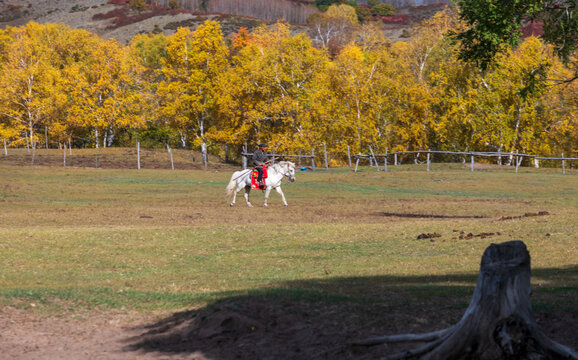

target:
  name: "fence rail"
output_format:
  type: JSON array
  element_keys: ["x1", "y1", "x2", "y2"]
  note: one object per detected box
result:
[
  {"x1": 353, "y1": 150, "x2": 576, "y2": 174},
  {"x1": 2, "y1": 141, "x2": 576, "y2": 175}
]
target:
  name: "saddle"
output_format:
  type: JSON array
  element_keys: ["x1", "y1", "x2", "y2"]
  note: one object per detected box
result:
[{"x1": 251, "y1": 165, "x2": 268, "y2": 190}]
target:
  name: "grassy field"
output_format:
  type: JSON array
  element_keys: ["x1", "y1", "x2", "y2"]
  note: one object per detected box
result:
[{"x1": 0, "y1": 157, "x2": 576, "y2": 317}]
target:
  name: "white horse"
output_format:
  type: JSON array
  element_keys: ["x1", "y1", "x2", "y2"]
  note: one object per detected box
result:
[{"x1": 225, "y1": 161, "x2": 296, "y2": 207}]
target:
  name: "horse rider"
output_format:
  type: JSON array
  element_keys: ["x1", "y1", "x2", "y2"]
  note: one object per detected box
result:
[{"x1": 253, "y1": 143, "x2": 270, "y2": 187}]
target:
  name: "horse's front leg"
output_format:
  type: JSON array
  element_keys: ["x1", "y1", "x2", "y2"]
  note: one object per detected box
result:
[
  {"x1": 275, "y1": 186, "x2": 288, "y2": 207},
  {"x1": 263, "y1": 187, "x2": 273, "y2": 207},
  {"x1": 244, "y1": 186, "x2": 253, "y2": 207}
]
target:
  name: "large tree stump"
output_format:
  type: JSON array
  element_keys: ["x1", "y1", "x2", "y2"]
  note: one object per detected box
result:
[{"x1": 356, "y1": 241, "x2": 578, "y2": 360}]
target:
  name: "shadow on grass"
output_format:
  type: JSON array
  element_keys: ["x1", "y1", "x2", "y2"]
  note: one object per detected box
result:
[{"x1": 125, "y1": 266, "x2": 578, "y2": 360}]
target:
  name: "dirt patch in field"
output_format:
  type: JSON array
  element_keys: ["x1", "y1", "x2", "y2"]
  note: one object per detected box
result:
[
  {"x1": 1, "y1": 296, "x2": 577, "y2": 360},
  {"x1": 416, "y1": 232, "x2": 441, "y2": 239},
  {"x1": 382, "y1": 212, "x2": 488, "y2": 219},
  {"x1": 500, "y1": 211, "x2": 550, "y2": 220}
]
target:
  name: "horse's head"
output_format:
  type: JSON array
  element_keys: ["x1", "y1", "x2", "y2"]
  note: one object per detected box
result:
[{"x1": 280, "y1": 161, "x2": 296, "y2": 182}]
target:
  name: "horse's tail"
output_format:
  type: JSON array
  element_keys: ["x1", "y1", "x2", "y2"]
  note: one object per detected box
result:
[{"x1": 225, "y1": 175, "x2": 237, "y2": 198}]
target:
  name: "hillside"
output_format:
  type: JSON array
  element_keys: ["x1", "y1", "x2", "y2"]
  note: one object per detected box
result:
[{"x1": 0, "y1": 0, "x2": 450, "y2": 43}]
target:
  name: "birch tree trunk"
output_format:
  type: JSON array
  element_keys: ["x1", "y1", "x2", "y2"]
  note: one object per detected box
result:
[
  {"x1": 201, "y1": 141, "x2": 208, "y2": 171},
  {"x1": 180, "y1": 133, "x2": 187, "y2": 149},
  {"x1": 94, "y1": 127, "x2": 99, "y2": 149},
  {"x1": 106, "y1": 125, "x2": 114, "y2": 147}
]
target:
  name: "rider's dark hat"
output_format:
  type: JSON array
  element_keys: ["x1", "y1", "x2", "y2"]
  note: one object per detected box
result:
[{"x1": 258, "y1": 143, "x2": 267, "y2": 148}]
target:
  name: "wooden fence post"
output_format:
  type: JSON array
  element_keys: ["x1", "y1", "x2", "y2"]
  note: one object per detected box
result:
[
  {"x1": 394, "y1": 153, "x2": 398, "y2": 165},
  {"x1": 45, "y1": 126, "x2": 49, "y2": 154},
  {"x1": 515, "y1": 150, "x2": 520, "y2": 174},
  {"x1": 562, "y1": 153, "x2": 565, "y2": 175},
  {"x1": 242, "y1": 144, "x2": 247, "y2": 170},
  {"x1": 137, "y1": 141, "x2": 141, "y2": 170},
  {"x1": 324, "y1": 143, "x2": 328, "y2": 169},
  {"x1": 3, "y1": 138, "x2": 7, "y2": 156},
  {"x1": 354, "y1": 157, "x2": 360, "y2": 173},
  {"x1": 63, "y1": 143, "x2": 66, "y2": 167},
  {"x1": 384, "y1": 148, "x2": 388, "y2": 172},
  {"x1": 168, "y1": 146, "x2": 174, "y2": 170},
  {"x1": 471, "y1": 154, "x2": 474, "y2": 172},
  {"x1": 369, "y1": 146, "x2": 379, "y2": 171},
  {"x1": 311, "y1": 149, "x2": 316, "y2": 170},
  {"x1": 426, "y1": 152, "x2": 430, "y2": 172}
]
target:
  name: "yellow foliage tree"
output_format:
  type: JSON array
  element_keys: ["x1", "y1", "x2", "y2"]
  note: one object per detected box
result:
[
  {"x1": 318, "y1": 43, "x2": 394, "y2": 156},
  {"x1": 215, "y1": 22, "x2": 328, "y2": 156},
  {"x1": 65, "y1": 36, "x2": 145, "y2": 148},
  {"x1": 157, "y1": 20, "x2": 228, "y2": 167},
  {"x1": 0, "y1": 22, "x2": 67, "y2": 151}
]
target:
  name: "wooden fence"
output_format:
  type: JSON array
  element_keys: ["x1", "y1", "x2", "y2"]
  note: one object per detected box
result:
[
  {"x1": 2, "y1": 138, "x2": 576, "y2": 174},
  {"x1": 243, "y1": 144, "x2": 575, "y2": 175},
  {"x1": 353, "y1": 149, "x2": 577, "y2": 175}
]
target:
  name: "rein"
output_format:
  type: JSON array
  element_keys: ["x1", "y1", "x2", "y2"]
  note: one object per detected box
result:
[{"x1": 232, "y1": 169, "x2": 252, "y2": 181}]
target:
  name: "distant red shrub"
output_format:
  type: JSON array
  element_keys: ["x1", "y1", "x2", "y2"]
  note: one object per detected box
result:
[
  {"x1": 380, "y1": 15, "x2": 409, "y2": 25},
  {"x1": 415, "y1": 3, "x2": 448, "y2": 9},
  {"x1": 93, "y1": 8, "x2": 126, "y2": 21},
  {"x1": 94, "y1": 5, "x2": 195, "y2": 29},
  {"x1": 107, "y1": 0, "x2": 129, "y2": 5}
]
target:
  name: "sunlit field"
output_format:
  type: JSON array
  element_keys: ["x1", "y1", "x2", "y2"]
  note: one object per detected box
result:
[{"x1": 0, "y1": 156, "x2": 576, "y2": 315}]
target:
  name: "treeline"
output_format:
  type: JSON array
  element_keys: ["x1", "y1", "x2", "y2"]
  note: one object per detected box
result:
[{"x1": 0, "y1": 9, "x2": 576, "y2": 166}]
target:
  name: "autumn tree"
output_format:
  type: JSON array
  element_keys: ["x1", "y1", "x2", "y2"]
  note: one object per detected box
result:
[
  {"x1": 317, "y1": 42, "x2": 394, "y2": 156},
  {"x1": 452, "y1": 0, "x2": 577, "y2": 82},
  {"x1": 399, "y1": 8, "x2": 475, "y2": 153},
  {"x1": 65, "y1": 36, "x2": 146, "y2": 148},
  {"x1": 215, "y1": 22, "x2": 328, "y2": 155},
  {"x1": 187, "y1": 20, "x2": 229, "y2": 168},
  {"x1": 371, "y1": 3, "x2": 395, "y2": 17},
  {"x1": 129, "y1": 32, "x2": 174, "y2": 147},
  {"x1": 385, "y1": 10, "x2": 457, "y2": 154},
  {"x1": 0, "y1": 22, "x2": 68, "y2": 153},
  {"x1": 457, "y1": 37, "x2": 552, "y2": 162},
  {"x1": 307, "y1": 4, "x2": 358, "y2": 54},
  {"x1": 157, "y1": 20, "x2": 228, "y2": 168},
  {"x1": 541, "y1": 51, "x2": 578, "y2": 156}
]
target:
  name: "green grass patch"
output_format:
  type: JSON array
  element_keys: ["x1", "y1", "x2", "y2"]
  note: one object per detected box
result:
[{"x1": 0, "y1": 162, "x2": 576, "y2": 315}]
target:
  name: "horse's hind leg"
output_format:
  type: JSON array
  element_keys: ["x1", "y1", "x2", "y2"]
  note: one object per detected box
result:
[
  {"x1": 244, "y1": 186, "x2": 253, "y2": 207},
  {"x1": 230, "y1": 182, "x2": 244, "y2": 206},
  {"x1": 230, "y1": 187, "x2": 238, "y2": 206}
]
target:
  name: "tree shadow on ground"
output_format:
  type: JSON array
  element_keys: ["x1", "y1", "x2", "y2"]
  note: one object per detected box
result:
[{"x1": 124, "y1": 266, "x2": 578, "y2": 360}]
